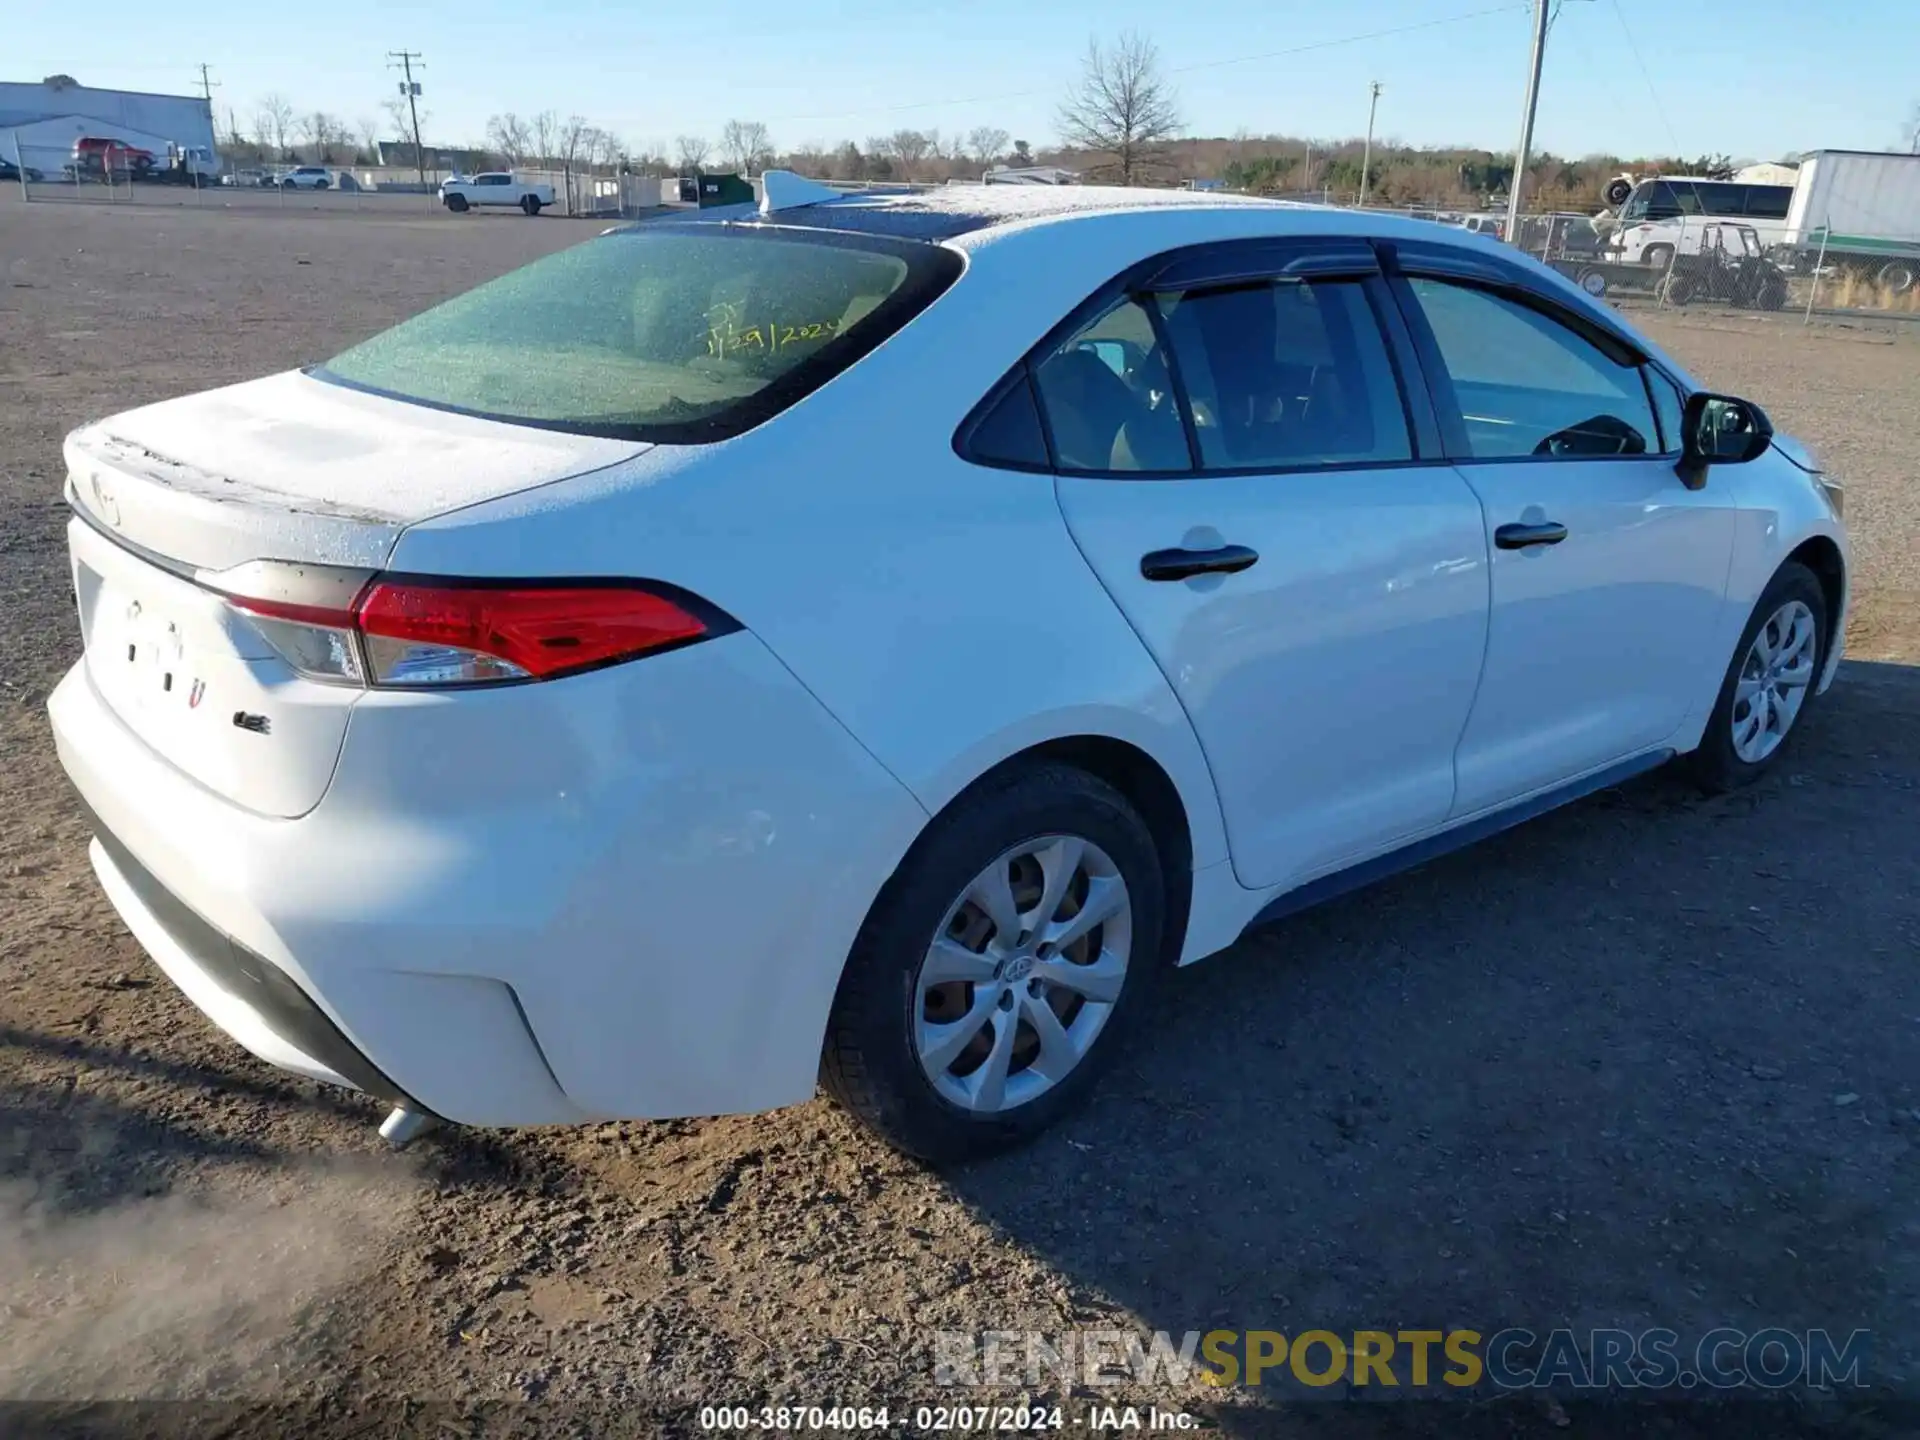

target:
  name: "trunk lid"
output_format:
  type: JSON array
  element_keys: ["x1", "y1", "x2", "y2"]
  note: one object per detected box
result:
[{"x1": 65, "y1": 371, "x2": 647, "y2": 817}]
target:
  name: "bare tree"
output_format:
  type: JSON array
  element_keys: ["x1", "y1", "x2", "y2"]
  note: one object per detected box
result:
[
  {"x1": 880, "y1": 128, "x2": 934, "y2": 178},
  {"x1": 355, "y1": 115, "x2": 380, "y2": 163},
  {"x1": 256, "y1": 93, "x2": 295, "y2": 159},
  {"x1": 381, "y1": 95, "x2": 431, "y2": 152},
  {"x1": 965, "y1": 126, "x2": 1011, "y2": 167},
  {"x1": 673, "y1": 134, "x2": 711, "y2": 172},
  {"x1": 486, "y1": 112, "x2": 532, "y2": 166},
  {"x1": 299, "y1": 111, "x2": 344, "y2": 161},
  {"x1": 1056, "y1": 31, "x2": 1182, "y2": 184},
  {"x1": 719, "y1": 119, "x2": 774, "y2": 174},
  {"x1": 530, "y1": 111, "x2": 559, "y2": 167}
]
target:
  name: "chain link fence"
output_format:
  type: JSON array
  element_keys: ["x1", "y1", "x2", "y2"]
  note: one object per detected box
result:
[
  {"x1": 1332, "y1": 201, "x2": 1920, "y2": 326},
  {"x1": 4, "y1": 132, "x2": 670, "y2": 219},
  {"x1": 10, "y1": 136, "x2": 1918, "y2": 327}
]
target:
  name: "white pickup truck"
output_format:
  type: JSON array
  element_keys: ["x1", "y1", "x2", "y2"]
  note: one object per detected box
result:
[{"x1": 440, "y1": 172, "x2": 555, "y2": 215}]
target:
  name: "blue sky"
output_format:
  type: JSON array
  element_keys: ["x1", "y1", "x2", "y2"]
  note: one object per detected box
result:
[{"x1": 10, "y1": 0, "x2": 1915, "y2": 161}]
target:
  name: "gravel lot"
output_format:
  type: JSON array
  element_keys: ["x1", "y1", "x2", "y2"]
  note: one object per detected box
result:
[{"x1": 2, "y1": 196, "x2": 1916, "y2": 1438}]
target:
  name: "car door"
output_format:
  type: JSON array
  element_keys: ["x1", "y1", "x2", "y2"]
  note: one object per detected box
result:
[
  {"x1": 1387, "y1": 257, "x2": 1736, "y2": 816},
  {"x1": 1024, "y1": 240, "x2": 1491, "y2": 893}
]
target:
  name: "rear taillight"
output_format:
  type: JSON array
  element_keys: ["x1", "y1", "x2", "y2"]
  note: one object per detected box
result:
[{"x1": 219, "y1": 573, "x2": 721, "y2": 688}]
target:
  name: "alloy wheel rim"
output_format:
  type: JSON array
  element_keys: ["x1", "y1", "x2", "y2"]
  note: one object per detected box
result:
[
  {"x1": 913, "y1": 835, "x2": 1132, "y2": 1115},
  {"x1": 1731, "y1": 599, "x2": 1817, "y2": 764}
]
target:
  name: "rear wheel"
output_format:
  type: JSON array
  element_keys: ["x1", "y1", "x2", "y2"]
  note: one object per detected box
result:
[
  {"x1": 521, "y1": 194, "x2": 542, "y2": 216},
  {"x1": 1686, "y1": 562, "x2": 1828, "y2": 793},
  {"x1": 821, "y1": 763, "x2": 1165, "y2": 1163},
  {"x1": 1658, "y1": 270, "x2": 1698, "y2": 306},
  {"x1": 1574, "y1": 266, "x2": 1609, "y2": 299},
  {"x1": 1876, "y1": 260, "x2": 1916, "y2": 294},
  {"x1": 315, "y1": 178, "x2": 329, "y2": 190}
]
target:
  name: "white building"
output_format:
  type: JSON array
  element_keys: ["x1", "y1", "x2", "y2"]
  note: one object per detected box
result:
[{"x1": 0, "y1": 77, "x2": 216, "y2": 169}]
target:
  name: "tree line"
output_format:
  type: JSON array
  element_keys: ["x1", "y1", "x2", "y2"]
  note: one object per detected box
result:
[{"x1": 214, "y1": 33, "x2": 1780, "y2": 210}]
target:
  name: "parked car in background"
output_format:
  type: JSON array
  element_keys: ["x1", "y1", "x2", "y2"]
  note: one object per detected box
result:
[
  {"x1": 440, "y1": 172, "x2": 555, "y2": 214},
  {"x1": 280, "y1": 166, "x2": 333, "y2": 190},
  {"x1": 0, "y1": 158, "x2": 46, "y2": 183},
  {"x1": 48, "y1": 180, "x2": 1848, "y2": 1163},
  {"x1": 70, "y1": 136, "x2": 156, "y2": 178}
]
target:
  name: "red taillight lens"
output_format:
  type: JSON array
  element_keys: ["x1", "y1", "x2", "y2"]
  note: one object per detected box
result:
[
  {"x1": 358, "y1": 582, "x2": 708, "y2": 685},
  {"x1": 224, "y1": 577, "x2": 715, "y2": 688}
]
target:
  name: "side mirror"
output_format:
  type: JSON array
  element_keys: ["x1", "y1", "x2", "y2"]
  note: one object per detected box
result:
[{"x1": 1677, "y1": 391, "x2": 1773, "y2": 488}]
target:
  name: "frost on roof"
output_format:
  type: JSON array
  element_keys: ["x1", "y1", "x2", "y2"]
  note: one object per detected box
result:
[{"x1": 751, "y1": 184, "x2": 1290, "y2": 240}]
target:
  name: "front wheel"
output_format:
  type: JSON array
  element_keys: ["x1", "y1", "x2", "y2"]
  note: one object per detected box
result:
[
  {"x1": 521, "y1": 194, "x2": 542, "y2": 215},
  {"x1": 1686, "y1": 562, "x2": 1828, "y2": 793},
  {"x1": 820, "y1": 763, "x2": 1166, "y2": 1163},
  {"x1": 444, "y1": 193, "x2": 469, "y2": 212}
]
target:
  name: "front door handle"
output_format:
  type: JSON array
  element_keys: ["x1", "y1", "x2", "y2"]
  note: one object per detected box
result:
[
  {"x1": 1140, "y1": 544, "x2": 1261, "y2": 582},
  {"x1": 1494, "y1": 521, "x2": 1569, "y2": 550}
]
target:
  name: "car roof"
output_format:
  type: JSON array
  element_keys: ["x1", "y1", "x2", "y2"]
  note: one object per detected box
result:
[{"x1": 658, "y1": 183, "x2": 1289, "y2": 242}]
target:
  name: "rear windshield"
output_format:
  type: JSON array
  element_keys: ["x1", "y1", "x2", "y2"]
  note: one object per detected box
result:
[{"x1": 315, "y1": 225, "x2": 960, "y2": 442}]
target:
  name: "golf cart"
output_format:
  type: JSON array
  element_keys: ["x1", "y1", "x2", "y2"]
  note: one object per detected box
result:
[{"x1": 1657, "y1": 223, "x2": 1789, "y2": 310}]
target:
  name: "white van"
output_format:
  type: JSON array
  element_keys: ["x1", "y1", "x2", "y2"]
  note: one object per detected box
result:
[{"x1": 1607, "y1": 176, "x2": 1794, "y2": 266}]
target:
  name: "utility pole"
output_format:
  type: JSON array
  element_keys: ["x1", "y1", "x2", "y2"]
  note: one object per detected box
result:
[
  {"x1": 195, "y1": 63, "x2": 218, "y2": 103},
  {"x1": 1505, "y1": 0, "x2": 1551, "y2": 242},
  {"x1": 388, "y1": 50, "x2": 427, "y2": 190},
  {"x1": 1358, "y1": 82, "x2": 1383, "y2": 207}
]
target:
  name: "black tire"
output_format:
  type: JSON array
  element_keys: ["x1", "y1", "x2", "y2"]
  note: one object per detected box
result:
[
  {"x1": 1756, "y1": 274, "x2": 1789, "y2": 311},
  {"x1": 445, "y1": 193, "x2": 469, "y2": 212},
  {"x1": 1685, "y1": 562, "x2": 1828, "y2": 794},
  {"x1": 1658, "y1": 271, "x2": 1697, "y2": 306},
  {"x1": 315, "y1": 178, "x2": 329, "y2": 190},
  {"x1": 1876, "y1": 260, "x2": 1916, "y2": 295},
  {"x1": 821, "y1": 763, "x2": 1167, "y2": 1164},
  {"x1": 521, "y1": 194, "x2": 541, "y2": 215}
]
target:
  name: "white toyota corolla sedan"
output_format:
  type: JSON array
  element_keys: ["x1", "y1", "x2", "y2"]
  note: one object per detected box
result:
[{"x1": 49, "y1": 177, "x2": 1848, "y2": 1162}]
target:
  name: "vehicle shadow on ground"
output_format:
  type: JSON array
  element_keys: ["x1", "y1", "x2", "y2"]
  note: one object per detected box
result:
[
  {"x1": 944, "y1": 660, "x2": 1920, "y2": 1427},
  {"x1": 0, "y1": 1022, "x2": 555, "y2": 1215}
]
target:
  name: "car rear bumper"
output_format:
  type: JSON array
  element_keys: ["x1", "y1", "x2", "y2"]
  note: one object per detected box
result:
[{"x1": 48, "y1": 631, "x2": 927, "y2": 1127}]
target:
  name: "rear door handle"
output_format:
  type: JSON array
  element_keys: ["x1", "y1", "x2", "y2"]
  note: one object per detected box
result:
[
  {"x1": 1139, "y1": 544, "x2": 1261, "y2": 582},
  {"x1": 1494, "y1": 521, "x2": 1569, "y2": 550}
]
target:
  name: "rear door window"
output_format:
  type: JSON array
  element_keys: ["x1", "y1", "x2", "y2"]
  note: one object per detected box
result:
[
  {"x1": 1155, "y1": 278, "x2": 1411, "y2": 470},
  {"x1": 1030, "y1": 297, "x2": 1190, "y2": 472}
]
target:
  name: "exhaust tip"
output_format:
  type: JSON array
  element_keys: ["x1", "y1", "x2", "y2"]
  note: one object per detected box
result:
[{"x1": 378, "y1": 1105, "x2": 441, "y2": 1149}]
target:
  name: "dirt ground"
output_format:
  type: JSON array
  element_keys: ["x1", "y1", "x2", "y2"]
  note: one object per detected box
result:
[{"x1": 2, "y1": 196, "x2": 1917, "y2": 1438}]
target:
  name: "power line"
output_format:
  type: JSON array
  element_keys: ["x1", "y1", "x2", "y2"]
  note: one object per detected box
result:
[
  {"x1": 755, "y1": 3, "x2": 1529, "y2": 126},
  {"x1": 1607, "y1": 0, "x2": 1680, "y2": 152}
]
